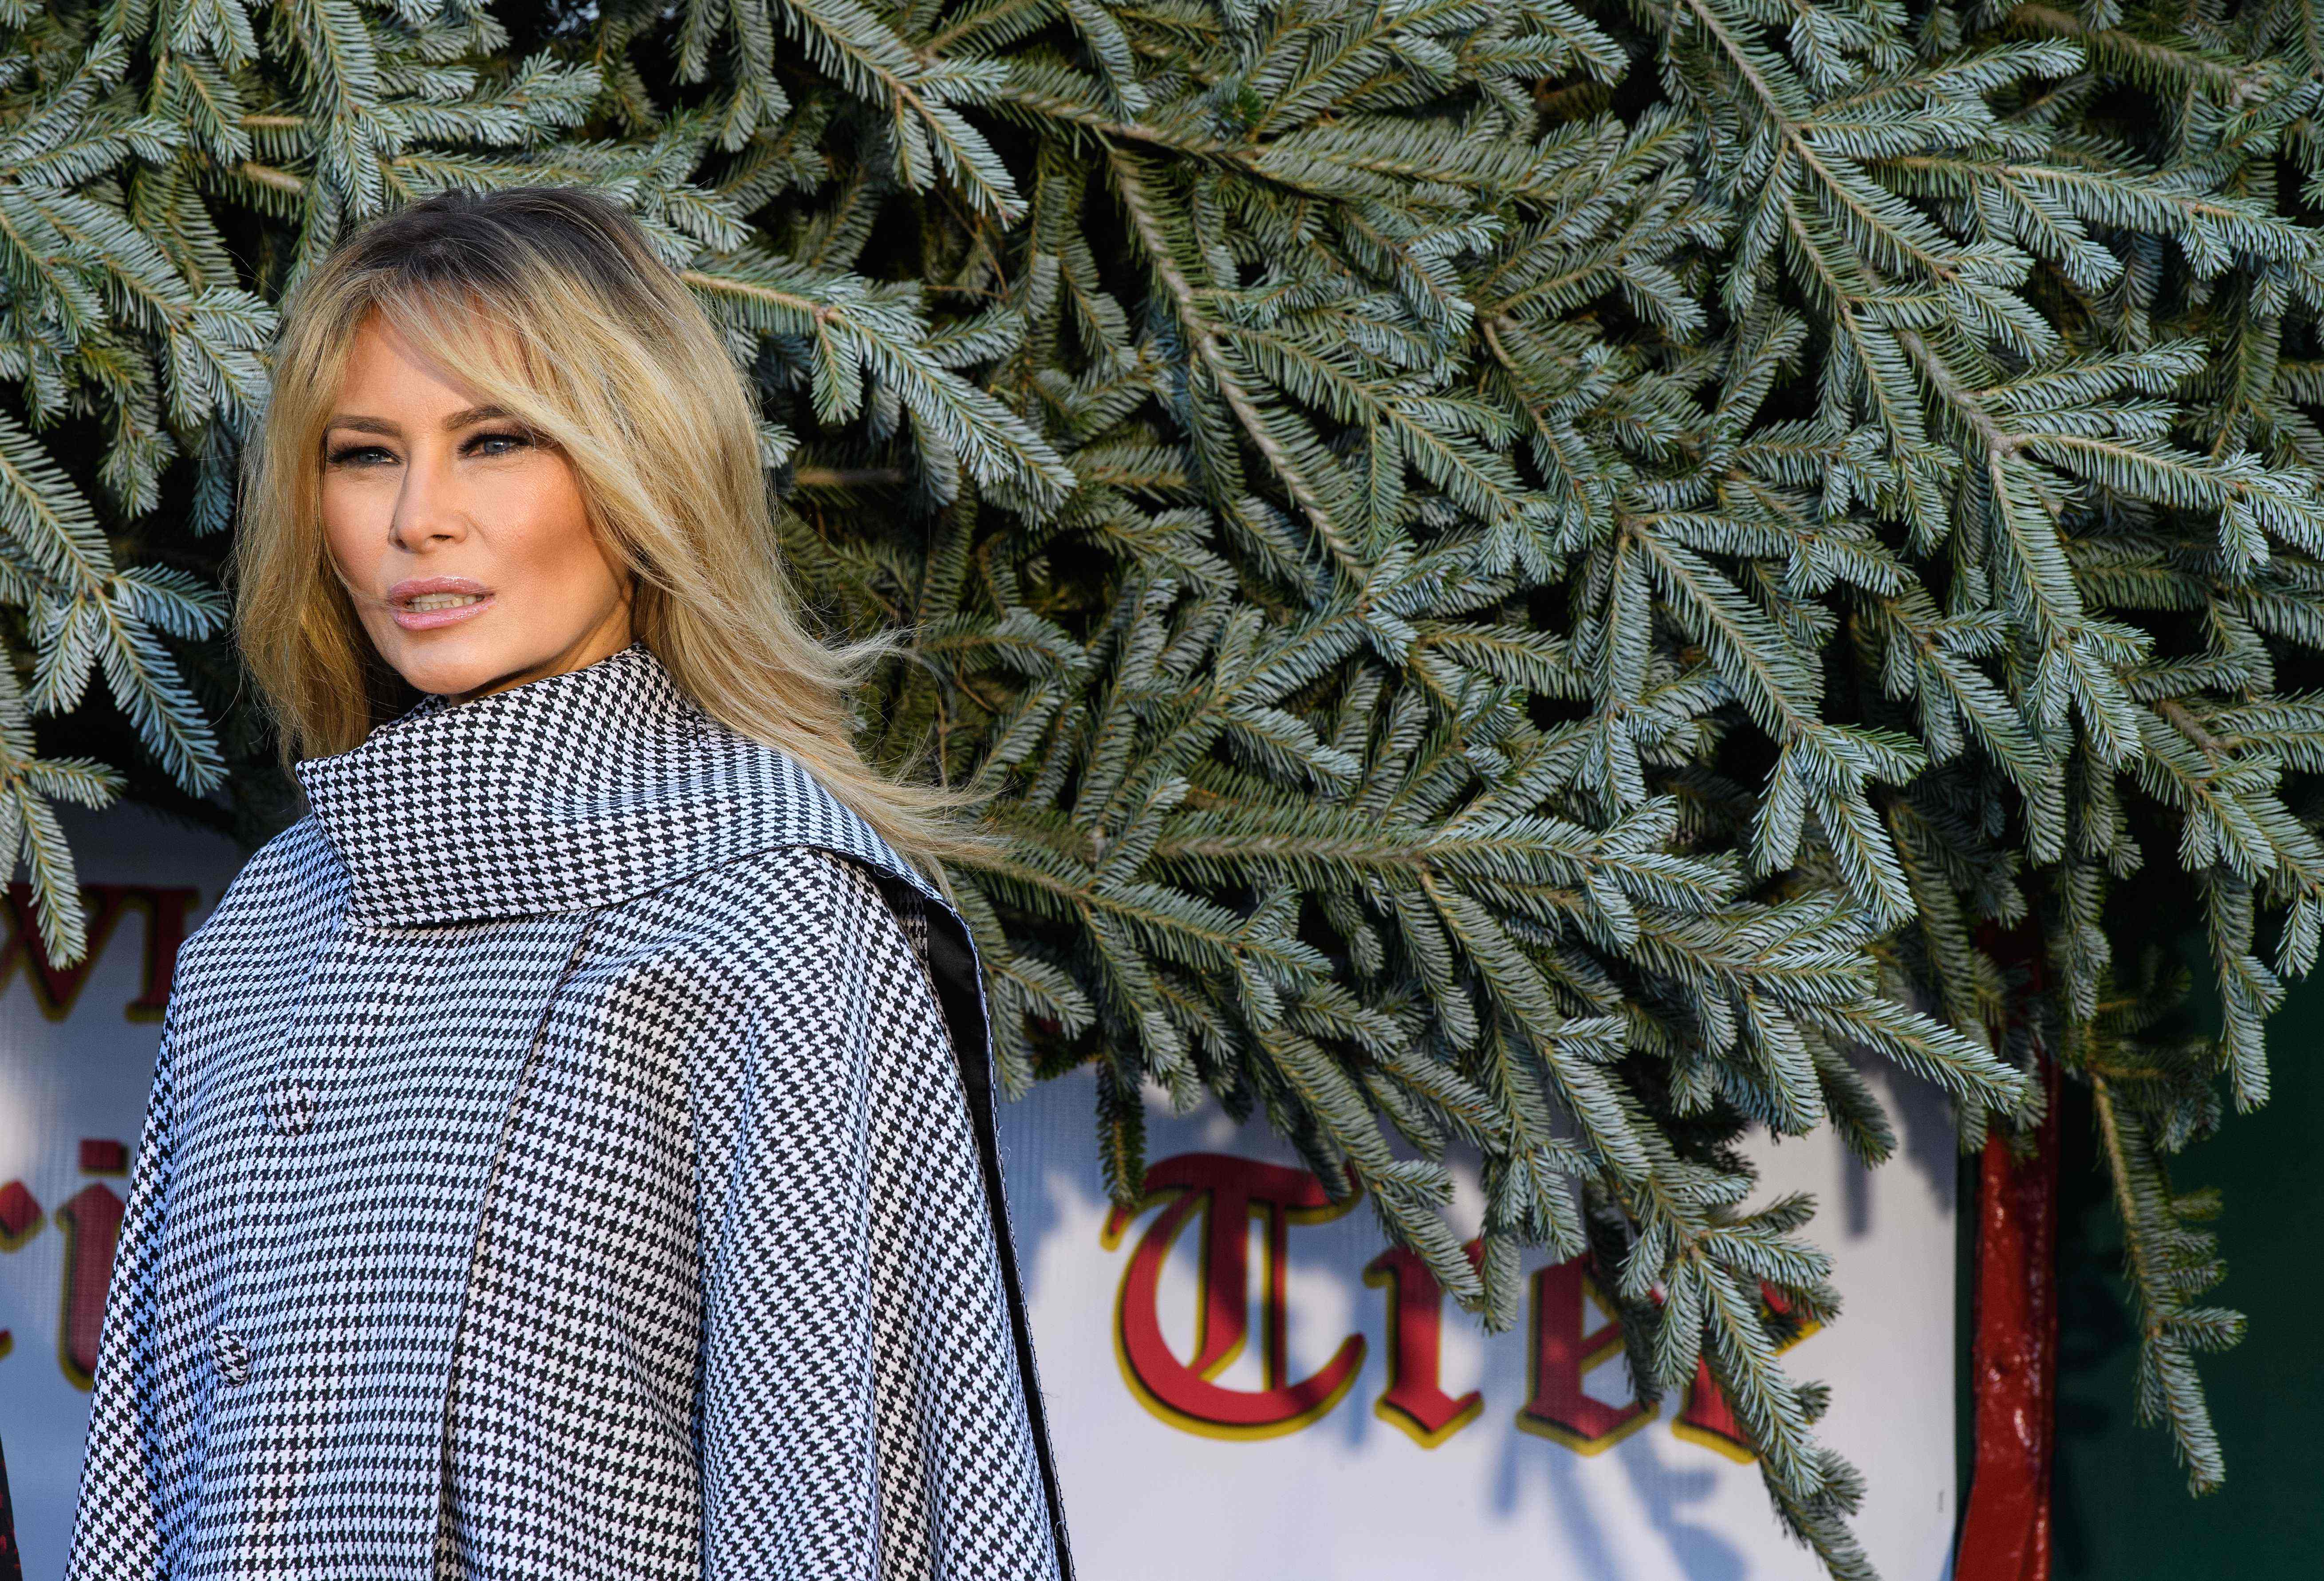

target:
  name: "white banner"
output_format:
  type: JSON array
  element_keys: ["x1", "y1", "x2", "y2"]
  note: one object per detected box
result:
[
  {"x1": 0, "y1": 808, "x2": 248, "y2": 1579},
  {"x1": 998, "y1": 1070, "x2": 1961, "y2": 1579},
  {"x1": 0, "y1": 809, "x2": 1959, "y2": 1580}
]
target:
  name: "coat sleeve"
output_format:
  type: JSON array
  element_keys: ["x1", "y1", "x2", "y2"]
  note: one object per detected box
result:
[
  {"x1": 64, "y1": 1027, "x2": 180, "y2": 1580},
  {"x1": 696, "y1": 852, "x2": 1063, "y2": 1581}
]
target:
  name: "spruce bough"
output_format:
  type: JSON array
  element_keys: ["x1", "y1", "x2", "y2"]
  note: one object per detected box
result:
[{"x1": 9, "y1": 0, "x2": 2321, "y2": 1569}]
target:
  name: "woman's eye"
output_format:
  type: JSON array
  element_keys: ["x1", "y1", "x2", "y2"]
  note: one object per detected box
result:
[
  {"x1": 325, "y1": 443, "x2": 395, "y2": 467},
  {"x1": 467, "y1": 430, "x2": 532, "y2": 458}
]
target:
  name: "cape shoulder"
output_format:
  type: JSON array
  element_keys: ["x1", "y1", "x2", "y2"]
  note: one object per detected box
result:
[{"x1": 171, "y1": 815, "x2": 988, "y2": 1091}]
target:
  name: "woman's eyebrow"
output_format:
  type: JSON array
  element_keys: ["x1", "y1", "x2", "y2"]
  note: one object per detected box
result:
[{"x1": 323, "y1": 413, "x2": 398, "y2": 436}]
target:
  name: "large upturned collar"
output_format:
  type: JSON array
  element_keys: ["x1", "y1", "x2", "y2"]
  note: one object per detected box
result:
[{"x1": 293, "y1": 640, "x2": 937, "y2": 931}]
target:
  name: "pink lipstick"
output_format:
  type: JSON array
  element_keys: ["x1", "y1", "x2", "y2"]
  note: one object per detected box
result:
[{"x1": 385, "y1": 576, "x2": 495, "y2": 631}]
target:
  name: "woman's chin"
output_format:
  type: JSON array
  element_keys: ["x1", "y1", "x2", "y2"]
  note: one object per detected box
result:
[{"x1": 372, "y1": 627, "x2": 506, "y2": 700}]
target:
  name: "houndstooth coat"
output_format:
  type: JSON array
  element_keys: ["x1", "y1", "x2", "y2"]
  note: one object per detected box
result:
[{"x1": 65, "y1": 641, "x2": 1073, "y2": 1581}]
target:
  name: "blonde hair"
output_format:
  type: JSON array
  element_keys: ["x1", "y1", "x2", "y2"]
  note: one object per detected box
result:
[{"x1": 236, "y1": 185, "x2": 972, "y2": 871}]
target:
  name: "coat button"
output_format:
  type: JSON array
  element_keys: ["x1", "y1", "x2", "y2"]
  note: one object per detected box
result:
[
  {"x1": 267, "y1": 1080, "x2": 318, "y2": 1137},
  {"x1": 214, "y1": 1325, "x2": 252, "y2": 1384}
]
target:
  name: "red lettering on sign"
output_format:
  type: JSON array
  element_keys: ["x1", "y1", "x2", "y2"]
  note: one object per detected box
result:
[
  {"x1": 1363, "y1": 1239, "x2": 1485, "y2": 1447},
  {"x1": 1103, "y1": 1152, "x2": 1367, "y2": 1439},
  {"x1": 1516, "y1": 1255, "x2": 1654, "y2": 1452},
  {"x1": 1672, "y1": 1285, "x2": 1819, "y2": 1461},
  {"x1": 0, "y1": 1181, "x2": 38, "y2": 1248},
  {"x1": 0, "y1": 883, "x2": 197, "y2": 1021},
  {"x1": 1087, "y1": 1151, "x2": 1830, "y2": 1467},
  {"x1": 128, "y1": 886, "x2": 196, "y2": 1020},
  {"x1": 56, "y1": 1179, "x2": 125, "y2": 1388},
  {"x1": 0, "y1": 1179, "x2": 39, "y2": 1364},
  {"x1": 1, "y1": 884, "x2": 132, "y2": 1019}
]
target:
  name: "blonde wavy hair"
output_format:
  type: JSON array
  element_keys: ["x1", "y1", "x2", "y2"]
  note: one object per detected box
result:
[{"x1": 236, "y1": 185, "x2": 969, "y2": 871}]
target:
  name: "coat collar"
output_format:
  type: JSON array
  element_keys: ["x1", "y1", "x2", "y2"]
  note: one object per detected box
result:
[{"x1": 293, "y1": 640, "x2": 939, "y2": 930}]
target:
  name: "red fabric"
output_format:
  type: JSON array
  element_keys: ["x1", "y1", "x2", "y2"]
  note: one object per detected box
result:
[{"x1": 1955, "y1": 942, "x2": 2060, "y2": 1581}]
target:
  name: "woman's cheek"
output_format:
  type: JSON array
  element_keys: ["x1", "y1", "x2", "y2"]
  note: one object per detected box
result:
[{"x1": 491, "y1": 464, "x2": 592, "y2": 582}]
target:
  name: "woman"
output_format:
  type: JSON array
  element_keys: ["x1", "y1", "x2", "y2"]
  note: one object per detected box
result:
[{"x1": 65, "y1": 187, "x2": 1072, "y2": 1581}]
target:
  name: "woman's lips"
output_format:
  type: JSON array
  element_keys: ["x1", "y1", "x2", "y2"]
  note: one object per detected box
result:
[{"x1": 386, "y1": 583, "x2": 496, "y2": 631}]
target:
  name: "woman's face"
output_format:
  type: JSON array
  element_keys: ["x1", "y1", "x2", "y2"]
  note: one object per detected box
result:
[{"x1": 319, "y1": 311, "x2": 633, "y2": 705}]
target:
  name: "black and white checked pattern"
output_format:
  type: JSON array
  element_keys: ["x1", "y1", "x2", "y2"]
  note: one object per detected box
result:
[{"x1": 66, "y1": 642, "x2": 1072, "y2": 1581}]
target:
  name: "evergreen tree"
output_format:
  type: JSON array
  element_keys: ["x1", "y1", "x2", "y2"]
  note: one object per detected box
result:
[{"x1": 8, "y1": 0, "x2": 2321, "y2": 1569}]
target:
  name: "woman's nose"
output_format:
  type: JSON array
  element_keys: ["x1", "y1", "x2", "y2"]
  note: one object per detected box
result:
[{"x1": 387, "y1": 453, "x2": 467, "y2": 552}]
